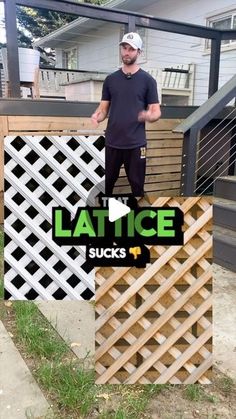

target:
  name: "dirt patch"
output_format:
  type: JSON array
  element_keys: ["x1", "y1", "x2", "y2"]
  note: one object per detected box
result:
[
  {"x1": 147, "y1": 370, "x2": 236, "y2": 419},
  {"x1": 214, "y1": 264, "x2": 236, "y2": 381}
]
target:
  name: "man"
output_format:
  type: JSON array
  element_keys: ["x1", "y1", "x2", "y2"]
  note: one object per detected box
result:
[{"x1": 91, "y1": 32, "x2": 161, "y2": 196}]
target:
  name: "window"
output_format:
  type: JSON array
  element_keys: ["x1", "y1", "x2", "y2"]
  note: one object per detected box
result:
[
  {"x1": 207, "y1": 11, "x2": 236, "y2": 47},
  {"x1": 62, "y1": 48, "x2": 78, "y2": 69}
]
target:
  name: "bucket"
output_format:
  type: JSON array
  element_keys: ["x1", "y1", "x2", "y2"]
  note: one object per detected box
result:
[{"x1": 1, "y1": 47, "x2": 40, "y2": 82}]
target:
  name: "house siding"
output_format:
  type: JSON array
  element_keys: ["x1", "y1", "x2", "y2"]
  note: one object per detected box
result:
[
  {"x1": 77, "y1": 23, "x2": 121, "y2": 72},
  {"x1": 55, "y1": 49, "x2": 63, "y2": 67},
  {"x1": 139, "y1": 0, "x2": 236, "y2": 105},
  {"x1": 55, "y1": 0, "x2": 235, "y2": 105}
]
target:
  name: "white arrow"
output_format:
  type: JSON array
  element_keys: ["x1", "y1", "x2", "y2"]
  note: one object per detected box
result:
[{"x1": 108, "y1": 198, "x2": 131, "y2": 222}]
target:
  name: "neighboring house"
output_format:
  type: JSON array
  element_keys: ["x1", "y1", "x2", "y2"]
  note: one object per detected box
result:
[
  {"x1": 0, "y1": 53, "x2": 6, "y2": 97},
  {"x1": 16, "y1": 0, "x2": 236, "y2": 104}
]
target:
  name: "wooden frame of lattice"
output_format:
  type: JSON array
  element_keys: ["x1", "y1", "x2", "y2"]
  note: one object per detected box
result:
[{"x1": 95, "y1": 197, "x2": 212, "y2": 384}]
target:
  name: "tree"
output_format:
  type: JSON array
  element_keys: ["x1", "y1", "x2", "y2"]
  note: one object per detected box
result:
[
  {"x1": 1, "y1": 1, "x2": 108, "y2": 63},
  {"x1": 16, "y1": 7, "x2": 75, "y2": 49}
]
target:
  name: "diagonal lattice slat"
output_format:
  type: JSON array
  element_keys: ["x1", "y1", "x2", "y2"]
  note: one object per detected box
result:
[
  {"x1": 4, "y1": 135, "x2": 105, "y2": 300},
  {"x1": 95, "y1": 197, "x2": 213, "y2": 384}
]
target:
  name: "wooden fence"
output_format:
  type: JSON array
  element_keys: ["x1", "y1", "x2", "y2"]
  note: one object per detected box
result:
[
  {"x1": 95, "y1": 196, "x2": 213, "y2": 384},
  {"x1": 0, "y1": 116, "x2": 183, "y2": 224},
  {"x1": 114, "y1": 119, "x2": 183, "y2": 195}
]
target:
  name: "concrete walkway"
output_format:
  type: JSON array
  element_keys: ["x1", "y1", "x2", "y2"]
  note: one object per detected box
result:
[
  {"x1": 37, "y1": 301, "x2": 95, "y2": 365},
  {"x1": 0, "y1": 321, "x2": 50, "y2": 419},
  {"x1": 214, "y1": 263, "x2": 236, "y2": 380}
]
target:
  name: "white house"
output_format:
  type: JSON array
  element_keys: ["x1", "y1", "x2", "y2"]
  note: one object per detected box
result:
[{"x1": 34, "y1": 0, "x2": 236, "y2": 105}]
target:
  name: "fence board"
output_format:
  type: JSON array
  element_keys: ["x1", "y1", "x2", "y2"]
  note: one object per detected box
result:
[
  {"x1": 0, "y1": 116, "x2": 8, "y2": 136},
  {"x1": 7, "y1": 116, "x2": 107, "y2": 132},
  {"x1": 115, "y1": 181, "x2": 181, "y2": 194},
  {"x1": 146, "y1": 157, "x2": 182, "y2": 166},
  {"x1": 147, "y1": 139, "x2": 183, "y2": 148},
  {"x1": 146, "y1": 131, "x2": 183, "y2": 140},
  {"x1": 146, "y1": 119, "x2": 182, "y2": 131},
  {"x1": 117, "y1": 173, "x2": 180, "y2": 186},
  {"x1": 115, "y1": 119, "x2": 183, "y2": 195},
  {"x1": 95, "y1": 197, "x2": 213, "y2": 384},
  {"x1": 7, "y1": 116, "x2": 181, "y2": 133}
]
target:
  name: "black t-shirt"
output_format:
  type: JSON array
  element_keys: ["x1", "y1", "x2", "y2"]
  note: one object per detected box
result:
[{"x1": 102, "y1": 68, "x2": 159, "y2": 149}]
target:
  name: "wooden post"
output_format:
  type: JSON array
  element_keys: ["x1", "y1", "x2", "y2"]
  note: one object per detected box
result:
[
  {"x1": 0, "y1": 116, "x2": 8, "y2": 223},
  {"x1": 4, "y1": 0, "x2": 21, "y2": 97},
  {"x1": 180, "y1": 127, "x2": 199, "y2": 196},
  {"x1": 208, "y1": 37, "x2": 221, "y2": 98}
]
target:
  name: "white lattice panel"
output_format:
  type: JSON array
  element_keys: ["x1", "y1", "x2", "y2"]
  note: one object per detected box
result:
[{"x1": 4, "y1": 135, "x2": 105, "y2": 300}]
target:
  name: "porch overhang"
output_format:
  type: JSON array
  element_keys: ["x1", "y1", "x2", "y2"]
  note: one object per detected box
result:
[{"x1": 33, "y1": 0, "x2": 156, "y2": 49}]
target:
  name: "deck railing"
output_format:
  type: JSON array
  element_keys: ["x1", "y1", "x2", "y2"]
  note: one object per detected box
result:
[
  {"x1": 1, "y1": 65, "x2": 194, "y2": 101},
  {"x1": 174, "y1": 74, "x2": 236, "y2": 195}
]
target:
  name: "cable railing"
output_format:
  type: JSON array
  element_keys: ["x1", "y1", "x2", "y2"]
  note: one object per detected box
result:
[
  {"x1": 173, "y1": 73, "x2": 236, "y2": 196},
  {"x1": 197, "y1": 152, "x2": 236, "y2": 196},
  {"x1": 196, "y1": 107, "x2": 236, "y2": 156},
  {"x1": 196, "y1": 120, "x2": 236, "y2": 195}
]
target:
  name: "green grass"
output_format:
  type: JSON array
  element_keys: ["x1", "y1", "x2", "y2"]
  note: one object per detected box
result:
[
  {"x1": 125, "y1": 384, "x2": 166, "y2": 412},
  {"x1": 13, "y1": 301, "x2": 68, "y2": 360},
  {"x1": 100, "y1": 409, "x2": 127, "y2": 419},
  {"x1": 37, "y1": 362, "x2": 96, "y2": 416},
  {"x1": 97, "y1": 384, "x2": 168, "y2": 419},
  {"x1": 12, "y1": 302, "x2": 167, "y2": 418},
  {"x1": 7, "y1": 300, "x2": 169, "y2": 418},
  {"x1": 184, "y1": 384, "x2": 218, "y2": 404},
  {"x1": 219, "y1": 376, "x2": 234, "y2": 395},
  {"x1": 12, "y1": 301, "x2": 97, "y2": 417},
  {"x1": 2, "y1": 296, "x2": 226, "y2": 418},
  {"x1": 35, "y1": 359, "x2": 168, "y2": 418},
  {"x1": 185, "y1": 384, "x2": 203, "y2": 401}
]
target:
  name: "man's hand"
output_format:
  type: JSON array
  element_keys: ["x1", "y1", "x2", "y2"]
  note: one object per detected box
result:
[
  {"x1": 91, "y1": 100, "x2": 110, "y2": 127},
  {"x1": 138, "y1": 103, "x2": 161, "y2": 123},
  {"x1": 138, "y1": 110, "x2": 152, "y2": 122},
  {"x1": 91, "y1": 111, "x2": 101, "y2": 128}
]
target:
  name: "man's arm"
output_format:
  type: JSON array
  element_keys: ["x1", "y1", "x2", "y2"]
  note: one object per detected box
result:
[
  {"x1": 91, "y1": 100, "x2": 110, "y2": 127},
  {"x1": 138, "y1": 103, "x2": 161, "y2": 123}
]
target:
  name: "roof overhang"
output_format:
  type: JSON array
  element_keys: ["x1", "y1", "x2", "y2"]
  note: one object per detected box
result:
[{"x1": 33, "y1": 0, "x2": 156, "y2": 49}]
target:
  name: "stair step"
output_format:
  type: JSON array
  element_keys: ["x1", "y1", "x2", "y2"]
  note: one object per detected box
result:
[
  {"x1": 214, "y1": 176, "x2": 236, "y2": 201},
  {"x1": 214, "y1": 197, "x2": 236, "y2": 231},
  {"x1": 213, "y1": 225, "x2": 236, "y2": 272}
]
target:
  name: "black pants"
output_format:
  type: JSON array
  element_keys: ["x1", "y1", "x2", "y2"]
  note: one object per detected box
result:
[{"x1": 105, "y1": 145, "x2": 146, "y2": 196}]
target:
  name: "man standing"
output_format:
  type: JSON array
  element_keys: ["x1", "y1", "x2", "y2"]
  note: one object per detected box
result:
[{"x1": 91, "y1": 32, "x2": 161, "y2": 197}]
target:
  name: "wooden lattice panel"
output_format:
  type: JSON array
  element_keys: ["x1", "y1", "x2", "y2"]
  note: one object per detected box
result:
[
  {"x1": 95, "y1": 197, "x2": 213, "y2": 384},
  {"x1": 4, "y1": 135, "x2": 105, "y2": 300}
]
